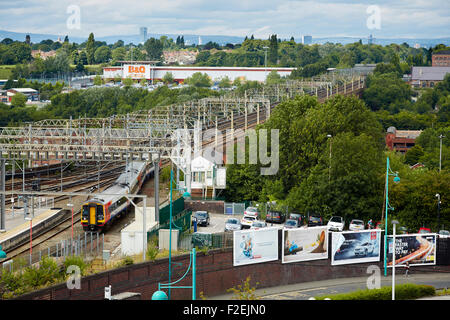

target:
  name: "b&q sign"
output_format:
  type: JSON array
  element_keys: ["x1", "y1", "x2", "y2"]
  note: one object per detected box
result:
[{"x1": 123, "y1": 64, "x2": 150, "y2": 79}]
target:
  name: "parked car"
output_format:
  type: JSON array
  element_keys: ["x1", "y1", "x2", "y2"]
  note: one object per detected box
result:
[
  {"x1": 250, "y1": 221, "x2": 267, "y2": 230},
  {"x1": 327, "y1": 216, "x2": 345, "y2": 232},
  {"x1": 241, "y1": 215, "x2": 257, "y2": 229},
  {"x1": 288, "y1": 213, "x2": 304, "y2": 226},
  {"x1": 244, "y1": 206, "x2": 259, "y2": 218},
  {"x1": 192, "y1": 211, "x2": 210, "y2": 227},
  {"x1": 307, "y1": 214, "x2": 323, "y2": 227},
  {"x1": 438, "y1": 230, "x2": 450, "y2": 238},
  {"x1": 354, "y1": 242, "x2": 375, "y2": 256},
  {"x1": 349, "y1": 219, "x2": 365, "y2": 231},
  {"x1": 265, "y1": 211, "x2": 286, "y2": 224},
  {"x1": 284, "y1": 219, "x2": 299, "y2": 229},
  {"x1": 224, "y1": 218, "x2": 242, "y2": 232},
  {"x1": 418, "y1": 227, "x2": 431, "y2": 234}
]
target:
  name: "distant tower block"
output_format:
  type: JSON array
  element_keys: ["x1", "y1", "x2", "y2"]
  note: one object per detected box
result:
[
  {"x1": 302, "y1": 35, "x2": 312, "y2": 45},
  {"x1": 198, "y1": 36, "x2": 202, "y2": 45},
  {"x1": 140, "y1": 27, "x2": 148, "y2": 44}
]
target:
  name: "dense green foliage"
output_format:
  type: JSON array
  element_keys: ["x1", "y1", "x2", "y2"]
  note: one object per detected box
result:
[
  {"x1": 0, "y1": 84, "x2": 221, "y2": 125},
  {"x1": 315, "y1": 284, "x2": 435, "y2": 300}
]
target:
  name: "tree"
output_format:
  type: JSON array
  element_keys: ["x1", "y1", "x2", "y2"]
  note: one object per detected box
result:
[
  {"x1": 94, "y1": 45, "x2": 112, "y2": 63},
  {"x1": 144, "y1": 38, "x2": 163, "y2": 61},
  {"x1": 162, "y1": 72, "x2": 174, "y2": 84},
  {"x1": 184, "y1": 72, "x2": 212, "y2": 88},
  {"x1": 93, "y1": 75, "x2": 103, "y2": 86},
  {"x1": 268, "y1": 34, "x2": 279, "y2": 65},
  {"x1": 11, "y1": 93, "x2": 27, "y2": 108},
  {"x1": 86, "y1": 33, "x2": 95, "y2": 65},
  {"x1": 404, "y1": 145, "x2": 424, "y2": 165},
  {"x1": 218, "y1": 76, "x2": 231, "y2": 88},
  {"x1": 265, "y1": 70, "x2": 283, "y2": 85},
  {"x1": 64, "y1": 35, "x2": 69, "y2": 43}
]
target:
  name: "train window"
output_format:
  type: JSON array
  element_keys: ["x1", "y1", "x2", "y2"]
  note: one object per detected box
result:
[
  {"x1": 82, "y1": 205, "x2": 89, "y2": 218},
  {"x1": 97, "y1": 205, "x2": 104, "y2": 220}
]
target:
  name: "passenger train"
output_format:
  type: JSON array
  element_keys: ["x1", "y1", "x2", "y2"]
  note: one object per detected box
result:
[{"x1": 81, "y1": 161, "x2": 154, "y2": 232}]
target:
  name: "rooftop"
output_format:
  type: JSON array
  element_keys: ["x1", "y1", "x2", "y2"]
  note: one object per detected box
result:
[
  {"x1": 433, "y1": 50, "x2": 450, "y2": 55},
  {"x1": 411, "y1": 66, "x2": 450, "y2": 81}
]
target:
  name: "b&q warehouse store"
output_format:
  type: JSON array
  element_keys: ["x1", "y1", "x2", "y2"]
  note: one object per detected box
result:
[{"x1": 103, "y1": 61, "x2": 295, "y2": 83}]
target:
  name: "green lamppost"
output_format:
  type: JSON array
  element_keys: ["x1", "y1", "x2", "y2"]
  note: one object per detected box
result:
[{"x1": 384, "y1": 156, "x2": 400, "y2": 277}]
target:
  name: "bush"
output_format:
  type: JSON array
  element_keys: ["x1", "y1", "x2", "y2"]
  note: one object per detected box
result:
[
  {"x1": 146, "y1": 241, "x2": 159, "y2": 261},
  {"x1": 22, "y1": 256, "x2": 61, "y2": 289},
  {"x1": 63, "y1": 255, "x2": 88, "y2": 276},
  {"x1": 315, "y1": 284, "x2": 435, "y2": 300}
]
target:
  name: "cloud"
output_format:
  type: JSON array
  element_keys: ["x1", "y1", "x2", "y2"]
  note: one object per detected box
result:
[{"x1": 0, "y1": 0, "x2": 448, "y2": 39}]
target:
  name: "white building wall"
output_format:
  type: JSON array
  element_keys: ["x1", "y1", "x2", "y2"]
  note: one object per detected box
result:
[{"x1": 103, "y1": 66, "x2": 295, "y2": 82}]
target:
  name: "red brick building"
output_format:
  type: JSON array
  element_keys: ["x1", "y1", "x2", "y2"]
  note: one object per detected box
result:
[
  {"x1": 432, "y1": 50, "x2": 450, "y2": 67},
  {"x1": 385, "y1": 126, "x2": 422, "y2": 153}
]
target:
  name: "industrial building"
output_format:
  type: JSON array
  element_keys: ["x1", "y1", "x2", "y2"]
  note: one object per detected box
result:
[
  {"x1": 6, "y1": 88, "x2": 40, "y2": 102},
  {"x1": 103, "y1": 61, "x2": 296, "y2": 83},
  {"x1": 410, "y1": 66, "x2": 450, "y2": 88},
  {"x1": 385, "y1": 126, "x2": 422, "y2": 153},
  {"x1": 432, "y1": 50, "x2": 450, "y2": 67}
]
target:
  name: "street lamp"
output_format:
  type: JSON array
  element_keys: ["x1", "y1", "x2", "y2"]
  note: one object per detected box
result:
[
  {"x1": 263, "y1": 46, "x2": 269, "y2": 81},
  {"x1": 439, "y1": 134, "x2": 445, "y2": 173},
  {"x1": 384, "y1": 156, "x2": 400, "y2": 277},
  {"x1": 392, "y1": 220, "x2": 399, "y2": 300},
  {"x1": 327, "y1": 134, "x2": 332, "y2": 182},
  {"x1": 436, "y1": 193, "x2": 441, "y2": 232}
]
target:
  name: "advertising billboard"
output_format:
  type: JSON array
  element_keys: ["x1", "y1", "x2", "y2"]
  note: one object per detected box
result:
[
  {"x1": 123, "y1": 64, "x2": 150, "y2": 79},
  {"x1": 331, "y1": 230, "x2": 382, "y2": 266},
  {"x1": 387, "y1": 234, "x2": 436, "y2": 267},
  {"x1": 233, "y1": 227, "x2": 279, "y2": 267},
  {"x1": 282, "y1": 226, "x2": 328, "y2": 263}
]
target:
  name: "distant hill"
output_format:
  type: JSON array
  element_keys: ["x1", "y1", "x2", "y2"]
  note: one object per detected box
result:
[
  {"x1": 0, "y1": 29, "x2": 244, "y2": 45},
  {"x1": 0, "y1": 29, "x2": 448, "y2": 48}
]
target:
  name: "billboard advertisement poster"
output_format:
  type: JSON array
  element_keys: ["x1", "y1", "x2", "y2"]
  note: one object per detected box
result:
[
  {"x1": 123, "y1": 64, "x2": 150, "y2": 79},
  {"x1": 233, "y1": 227, "x2": 279, "y2": 267},
  {"x1": 331, "y1": 230, "x2": 381, "y2": 266},
  {"x1": 282, "y1": 226, "x2": 328, "y2": 263},
  {"x1": 387, "y1": 234, "x2": 436, "y2": 267}
]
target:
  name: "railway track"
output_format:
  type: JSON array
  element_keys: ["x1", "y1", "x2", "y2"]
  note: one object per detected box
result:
[{"x1": 0, "y1": 80, "x2": 364, "y2": 263}]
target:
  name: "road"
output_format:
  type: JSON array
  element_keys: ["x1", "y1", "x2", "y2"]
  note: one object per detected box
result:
[{"x1": 210, "y1": 272, "x2": 450, "y2": 300}]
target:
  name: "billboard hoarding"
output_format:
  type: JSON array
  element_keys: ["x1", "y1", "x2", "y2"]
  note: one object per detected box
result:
[
  {"x1": 387, "y1": 233, "x2": 436, "y2": 267},
  {"x1": 331, "y1": 230, "x2": 382, "y2": 266},
  {"x1": 233, "y1": 227, "x2": 279, "y2": 267},
  {"x1": 282, "y1": 226, "x2": 328, "y2": 263}
]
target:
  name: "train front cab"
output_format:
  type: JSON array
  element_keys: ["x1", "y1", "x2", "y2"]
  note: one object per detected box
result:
[{"x1": 81, "y1": 203, "x2": 105, "y2": 231}]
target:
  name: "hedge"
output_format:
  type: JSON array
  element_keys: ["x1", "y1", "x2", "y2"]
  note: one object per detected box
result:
[{"x1": 315, "y1": 284, "x2": 435, "y2": 300}]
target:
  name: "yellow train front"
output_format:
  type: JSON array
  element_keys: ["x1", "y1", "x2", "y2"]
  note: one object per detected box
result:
[{"x1": 81, "y1": 161, "x2": 153, "y2": 232}]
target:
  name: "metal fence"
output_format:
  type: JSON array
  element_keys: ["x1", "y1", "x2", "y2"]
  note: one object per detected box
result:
[
  {"x1": 2, "y1": 231, "x2": 104, "y2": 272},
  {"x1": 224, "y1": 202, "x2": 246, "y2": 215},
  {"x1": 179, "y1": 232, "x2": 234, "y2": 251}
]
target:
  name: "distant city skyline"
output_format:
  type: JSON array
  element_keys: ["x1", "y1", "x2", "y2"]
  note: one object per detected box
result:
[{"x1": 1, "y1": 0, "x2": 449, "y2": 40}]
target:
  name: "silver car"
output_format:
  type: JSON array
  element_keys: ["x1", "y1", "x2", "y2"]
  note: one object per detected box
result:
[{"x1": 224, "y1": 218, "x2": 242, "y2": 232}]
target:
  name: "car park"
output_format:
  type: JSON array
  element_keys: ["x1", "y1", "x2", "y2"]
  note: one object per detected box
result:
[
  {"x1": 265, "y1": 211, "x2": 286, "y2": 224},
  {"x1": 284, "y1": 219, "x2": 299, "y2": 229},
  {"x1": 354, "y1": 242, "x2": 374, "y2": 256},
  {"x1": 327, "y1": 216, "x2": 345, "y2": 232},
  {"x1": 250, "y1": 221, "x2": 267, "y2": 230},
  {"x1": 241, "y1": 215, "x2": 257, "y2": 229},
  {"x1": 288, "y1": 213, "x2": 304, "y2": 226},
  {"x1": 349, "y1": 219, "x2": 365, "y2": 231},
  {"x1": 244, "y1": 206, "x2": 259, "y2": 218},
  {"x1": 307, "y1": 214, "x2": 323, "y2": 227},
  {"x1": 224, "y1": 218, "x2": 242, "y2": 232},
  {"x1": 192, "y1": 211, "x2": 210, "y2": 227}
]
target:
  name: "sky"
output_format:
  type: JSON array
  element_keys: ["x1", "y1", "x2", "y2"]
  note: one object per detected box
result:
[{"x1": 0, "y1": 0, "x2": 449, "y2": 40}]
